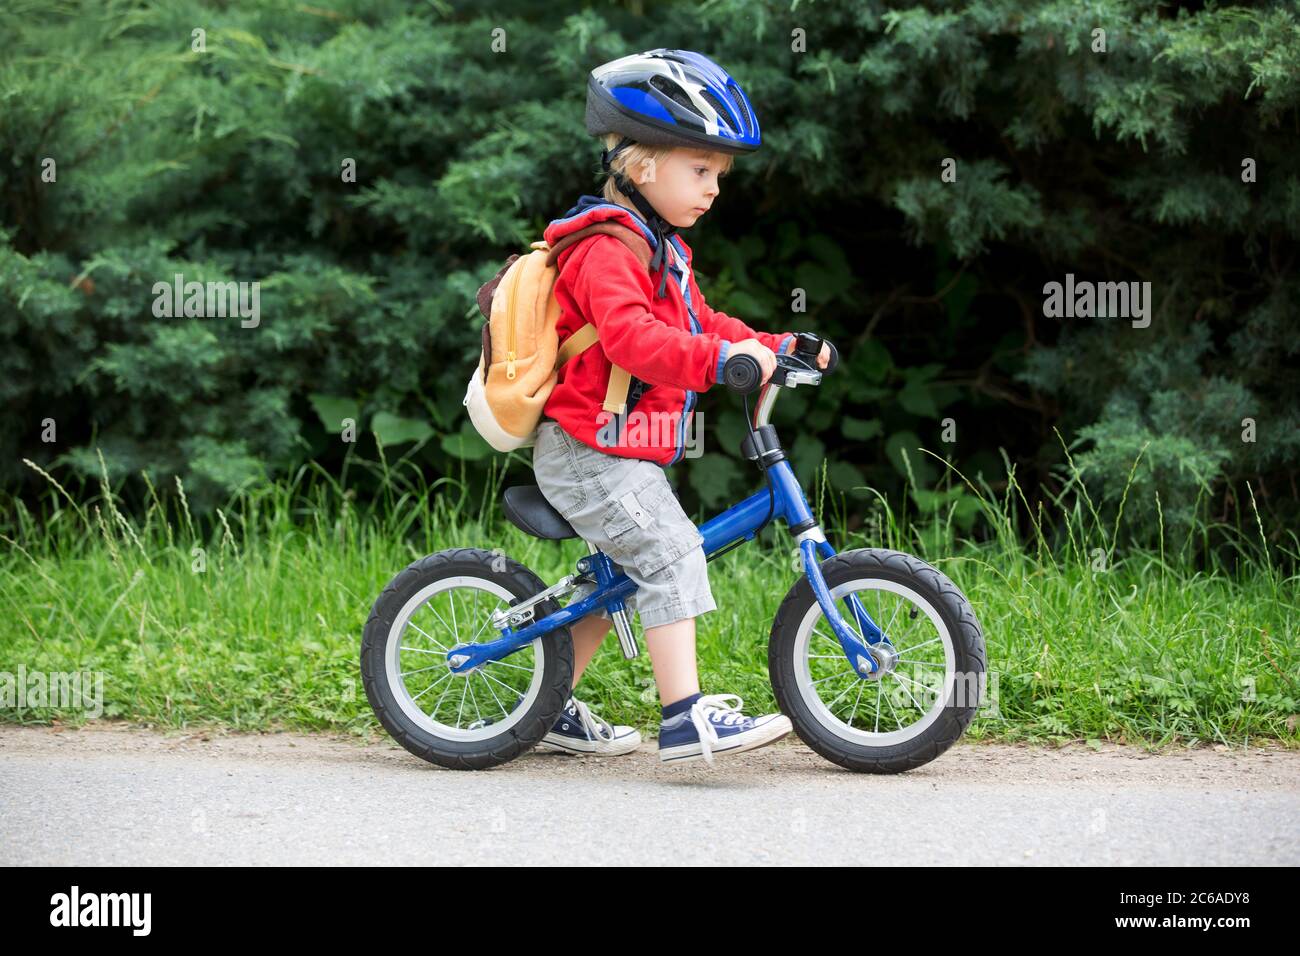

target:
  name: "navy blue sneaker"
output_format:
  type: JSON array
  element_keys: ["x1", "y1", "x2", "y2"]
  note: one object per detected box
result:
[
  {"x1": 537, "y1": 696, "x2": 641, "y2": 756},
  {"x1": 657, "y1": 694, "x2": 792, "y2": 765},
  {"x1": 467, "y1": 694, "x2": 640, "y2": 756}
]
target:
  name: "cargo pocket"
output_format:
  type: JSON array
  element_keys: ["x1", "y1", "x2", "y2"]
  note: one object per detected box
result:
[{"x1": 600, "y1": 473, "x2": 704, "y2": 578}]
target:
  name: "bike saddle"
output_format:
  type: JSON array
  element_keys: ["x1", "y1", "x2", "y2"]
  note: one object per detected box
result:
[{"x1": 502, "y1": 485, "x2": 578, "y2": 540}]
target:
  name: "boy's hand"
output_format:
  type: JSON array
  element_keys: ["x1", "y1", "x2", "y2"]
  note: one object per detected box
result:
[
  {"x1": 730, "y1": 338, "x2": 777, "y2": 384},
  {"x1": 783, "y1": 335, "x2": 831, "y2": 368}
]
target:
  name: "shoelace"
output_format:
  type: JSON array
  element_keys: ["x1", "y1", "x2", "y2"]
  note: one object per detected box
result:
[
  {"x1": 688, "y1": 693, "x2": 749, "y2": 766},
  {"x1": 567, "y1": 697, "x2": 616, "y2": 743}
]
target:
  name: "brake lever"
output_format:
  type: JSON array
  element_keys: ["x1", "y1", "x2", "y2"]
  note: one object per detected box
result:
[
  {"x1": 774, "y1": 351, "x2": 822, "y2": 387},
  {"x1": 778, "y1": 350, "x2": 818, "y2": 373}
]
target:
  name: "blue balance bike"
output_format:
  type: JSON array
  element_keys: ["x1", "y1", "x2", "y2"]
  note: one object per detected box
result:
[{"x1": 362, "y1": 333, "x2": 987, "y2": 772}]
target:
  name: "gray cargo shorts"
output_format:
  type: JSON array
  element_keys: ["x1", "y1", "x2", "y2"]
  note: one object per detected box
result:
[{"x1": 531, "y1": 419, "x2": 716, "y2": 629}]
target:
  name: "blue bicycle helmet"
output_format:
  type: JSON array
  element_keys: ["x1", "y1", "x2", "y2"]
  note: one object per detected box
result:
[
  {"x1": 585, "y1": 49, "x2": 762, "y2": 297},
  {"x1": 585, "y1": 48, "x2": 762, "y2": 155}
]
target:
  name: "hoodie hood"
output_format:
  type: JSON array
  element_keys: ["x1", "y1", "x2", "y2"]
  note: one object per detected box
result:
[{"x1": 544, "y1": 194, "x2": 657, "y2": 253}]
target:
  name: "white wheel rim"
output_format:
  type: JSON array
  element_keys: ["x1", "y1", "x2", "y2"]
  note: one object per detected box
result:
[
  {"x1": 384, "y1": 576, "x2": 545, "y2": 741},
  {"x1": 793, "y1": 578, "x2": 956, "y2": 746}
]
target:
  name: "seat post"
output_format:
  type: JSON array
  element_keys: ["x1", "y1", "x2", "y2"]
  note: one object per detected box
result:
[{"x1": 582, "y1": 539, "x2": 639, "y2": 660}]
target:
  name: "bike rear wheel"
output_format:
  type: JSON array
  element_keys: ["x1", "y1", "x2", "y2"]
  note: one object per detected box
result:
[{"x1": 361, "y1": 547, "x2": 574, "y2": 770}]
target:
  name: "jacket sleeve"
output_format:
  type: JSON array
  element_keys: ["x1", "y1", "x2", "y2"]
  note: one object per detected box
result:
[
  {"x1": 688, "y1": 268, "x2": 796, "y2": 362},
  {"x1": 569, "y1": 235, "x2": 727, "y2": 391}
]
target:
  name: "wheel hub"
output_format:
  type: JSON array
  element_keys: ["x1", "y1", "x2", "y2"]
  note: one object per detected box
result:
[
  {"x1": 862, "y1": 639, "x2": 898, "y2": 680},
  {"x1": 445, "y1": 643, "x2": 476, "y2": 676}
]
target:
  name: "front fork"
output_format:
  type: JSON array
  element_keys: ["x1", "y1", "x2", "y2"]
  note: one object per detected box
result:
[
  {"x1": 799, "y1": 537, "x2": 895, "y2": 679},
  {"x1": 762, "y1": 453, "x2": 894, "y2": 679}
]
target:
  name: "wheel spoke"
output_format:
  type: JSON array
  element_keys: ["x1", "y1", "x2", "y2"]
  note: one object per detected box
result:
[
  {"x1": 883, "y1": 596, "x2": 902, "y2": 639},
  {"x1": 883, "y1": 681, "x2": 905, "y2": 729},
  {"x1": 890, "y1": 671, "x2": 928, "y2": 713},
  {"x1": 466, "y1": 593, "x2": 507, "y2": 645},
  {"x1": 455, "y1": 681, "x2": 468, "y2": 725},
  {"x1": 811, "y1": 670, "x2": 852, "y2": 686},
  {"x1": 407, "y1": 621, "x2": 449, "y2": 650},
  {"x1": 476, "y1": 670, "x2": 508, "y2": 717},
  {"x1": 812, "y1": 626, "x2": 842, "y2": 649},
  {"x1": 466, "y1": 675, "x2": 482, "y2": 724},
  {"x1": 485, "y1": 658, "x2": 534, "y2": 673},
  {"x1": 823, "y1": 677, "x2": 861, "y2": 712},
  {"x1": 400, "y1": 662, "x2": 446, "y2": 678},
  {"x1": 848, "y1": 679, "x2": 867, "y2": 728},
  {"x1": 410, "y1": 669, "x2": 453, "y2": 702},
  {"x1": 421, "y1": 604, "x2": 455, "y2": 642},
  {"x1": 428, "y1": 671, "x2": 457, "y2": 716},
  {"x1": 899, "y1": 634, "x2": 942, "y2": 654},
  {"x1": 479, "y1": 668, "x2": 526, "y2": 698}
]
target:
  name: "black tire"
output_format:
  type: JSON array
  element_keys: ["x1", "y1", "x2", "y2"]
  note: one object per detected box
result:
[
  {"x1": 769, "y1": 547, "x2": 985, "y2": 773},
  {"x1": 361, "y1": 547, "x2": 574, "y2": 770}
]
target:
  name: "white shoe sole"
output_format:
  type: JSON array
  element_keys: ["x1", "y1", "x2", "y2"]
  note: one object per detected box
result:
[
  {"x1": 658, "y1": 714, "x2": 793, "y2": 764},
  {"x1": 536, "y1": 731, "x2": 642, "y2": 756}
]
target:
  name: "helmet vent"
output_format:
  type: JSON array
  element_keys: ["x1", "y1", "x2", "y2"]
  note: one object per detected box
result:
[
  {"x1": 649, "y1": 75, "x2": 701, "y2": 118},
  {"x1": 699, "y1": 88, "x2": 735, "y2": 130},
  {"x1": 728, "y1": 86, "x2": 752, "y2": 132}
]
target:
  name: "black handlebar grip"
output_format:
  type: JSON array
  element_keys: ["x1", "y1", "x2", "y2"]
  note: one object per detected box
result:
[
  {"x1": 723, "y1": 353, "x2": 762, "y2": 394},
  {"x1": 825, "y1": 338, "x2": 840, "y2": 374}
]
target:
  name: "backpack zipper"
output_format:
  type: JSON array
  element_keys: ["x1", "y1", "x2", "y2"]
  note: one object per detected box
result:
[{"x1": 504, "y1": 255, "x2": 524, "y2": 379}]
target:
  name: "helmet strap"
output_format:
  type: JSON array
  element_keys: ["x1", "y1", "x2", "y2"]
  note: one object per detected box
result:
[{"x1": 601, "y1": 136, "x2": 680, "y2": 300}]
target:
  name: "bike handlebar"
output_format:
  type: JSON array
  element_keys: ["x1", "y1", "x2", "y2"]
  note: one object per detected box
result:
[{"x1": 723, "y1": 333, "x2": 840, "y2": 395}]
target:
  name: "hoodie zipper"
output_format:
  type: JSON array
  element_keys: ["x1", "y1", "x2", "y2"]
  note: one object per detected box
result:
[
  {"x1": 672, "y1": 321, "x2": 698, "y2": 466},
  {"x1": 668, "y1": 239, "x2": 697, "y2": 467}
]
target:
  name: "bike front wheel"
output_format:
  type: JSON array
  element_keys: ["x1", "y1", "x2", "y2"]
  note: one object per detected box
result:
[{"x1": 769, "y1": 547, "x2": 986, "y2": 773}]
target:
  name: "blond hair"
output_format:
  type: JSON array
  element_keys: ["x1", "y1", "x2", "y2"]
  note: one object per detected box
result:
[{"x1": 599, "y1": 133, "x2": 735, "y2": 206}]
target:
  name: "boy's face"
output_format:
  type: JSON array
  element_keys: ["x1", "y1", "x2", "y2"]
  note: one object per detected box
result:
[{"x1": 625, "y1": 148, "x2": 728, "y2": 229}]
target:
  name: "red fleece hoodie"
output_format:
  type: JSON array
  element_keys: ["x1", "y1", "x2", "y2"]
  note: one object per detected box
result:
[{"x1": 541, "y1": 196, "x2": 794, "y2": 467}]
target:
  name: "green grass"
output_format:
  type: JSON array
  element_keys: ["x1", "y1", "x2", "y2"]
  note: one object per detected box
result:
[{"x1": 1, "y1": 439, "x2": 1296, "y2": 749}]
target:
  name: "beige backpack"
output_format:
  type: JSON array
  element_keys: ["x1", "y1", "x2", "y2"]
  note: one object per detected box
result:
[{"x1": 462, "y1": 222, "x2": 654, "y2": 451}]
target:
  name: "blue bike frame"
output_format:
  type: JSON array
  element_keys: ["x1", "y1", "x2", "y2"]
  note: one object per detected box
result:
[{"x1": 448, "y1": 452, "x2": 891, "y2": 680}]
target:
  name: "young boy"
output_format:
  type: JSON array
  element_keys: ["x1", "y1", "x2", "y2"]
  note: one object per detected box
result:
[{"x1": 531, "y1": 49, "x2": 830, "y2": 765}]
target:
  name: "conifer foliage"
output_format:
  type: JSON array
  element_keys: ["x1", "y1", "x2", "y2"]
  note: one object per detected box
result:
[{"x1": 1, "y1": 1, "x2": 1295, "y2": 550}]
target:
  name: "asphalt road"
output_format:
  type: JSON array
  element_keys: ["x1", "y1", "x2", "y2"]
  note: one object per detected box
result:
[{"x1": 2, "y1": 723, "x2": 1295, "y2": 865}]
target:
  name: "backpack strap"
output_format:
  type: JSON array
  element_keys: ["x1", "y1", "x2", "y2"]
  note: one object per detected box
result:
[
  {"x1": 556, "y1": 322, "x2": 597, "y2": 366},
  {"x1": 553, "y1": 321, "x2": 632, "y2": 414},
  {"x1": 543, "y1": 221, "x2": 653, "y2": 271},
  {"x1": 602, "y1": 365, "x2": 633, "y2": 415}
]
